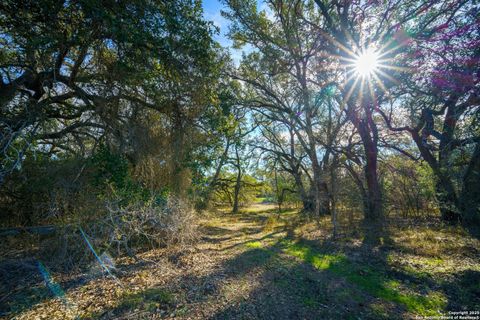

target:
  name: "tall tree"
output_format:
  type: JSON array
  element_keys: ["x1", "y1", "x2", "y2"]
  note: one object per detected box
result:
[
  {"x1": 376, "y1": 2, "x2": 479, "y2": 226},
  {"x1": 305, "y1": 0, "x2": 477, "y2": 239},
  {"x1": 0, "y1": 0, "x2": 220, "y2": 192},
  {"x1": 224, "y1": 0, "x2": 345, "y2": 217}
]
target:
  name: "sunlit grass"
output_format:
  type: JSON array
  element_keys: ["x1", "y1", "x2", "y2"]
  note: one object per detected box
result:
[
  {"x1": 280, "y1": 240, "x2": 447, "y2": 316},
  {"x1": 263, "y1": 216, "x2": 284, "y2": 232},
  {"x1": 244, "y1": 241, "x2": 263, "y2": 248},
  {"x1": 254, "y1": 197, "x2": 267, "y2": 203}
]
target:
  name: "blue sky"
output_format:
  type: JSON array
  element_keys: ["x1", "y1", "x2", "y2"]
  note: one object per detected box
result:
[
  {"x1": 201, "y1": 0, "x2": 242, "y2": 63},
  {"x1": 202, "y1": 0, "x2": 266, "y2": 64},
  {"x1": 202, "y1": 0, "x2": 231, "y2": 47}
]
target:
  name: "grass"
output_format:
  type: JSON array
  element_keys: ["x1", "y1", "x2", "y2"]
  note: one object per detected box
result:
[
  {"x1": 280, "y1": 239, "x2": 447, "y2": 316},
  {"x1": 302, "y1": 296, "x2": 318, "y2": 307},
  {"x1": 369, "y1": 302, "x2": 391, "y2": 318},
  {"x1": 117, "y1": 287, "x2": 174, "y2": 312},
  {"x1": 6, "y1": 204, "x2": 480, "y2": 319},
  {"x1": 263, "y1": 216, "x2": 284, "y2": 232},
  {"x1": 244, "y1": 241, "x2": 263, "y2": 248},
  {"x1": 231, "y1": 207, "x2": 478, "y2": 316},
  {"x1": 254, "y1": 197, "x2": 267, "y2": 203},
  {"x1": 79, "y1": 287, "x2": 175, "y2": 319}
]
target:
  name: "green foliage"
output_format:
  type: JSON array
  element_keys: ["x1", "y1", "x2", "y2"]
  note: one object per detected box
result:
[
  {"x1": 0, "y1": 145, "x2": 171, "y2": 225},
  {"x1": 89, "y1": 146, "x2": 168, "y2": 206},
  {"x1": 0, "y1": 0, "x2": 224, "y2": 203},
  {"x1": 211, "y1": 173, "x2": 264, "y2": 207},
  {"x1": 0, "y1": 153, "x2": 91, "y2": 225},
  {"x1": 261, "y1": 169, "x2": 302, "y2": 207},
  {"x1": 90, "y1": 146, "x2": 130, "y2": 190},
  {"x1": 244, "y1": 241, "x2": 263, "y2": 248},
  {"x1": 382, "y1": 156, "x2": 438, "y2": 217}
]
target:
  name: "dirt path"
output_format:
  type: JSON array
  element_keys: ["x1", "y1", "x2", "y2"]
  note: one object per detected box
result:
[
  {"x1": 6, "y1": 204, "x2": 351, "y2": 319},
  {"x1": 3, "y1": 204, "x2": 480, "y2": 319}
]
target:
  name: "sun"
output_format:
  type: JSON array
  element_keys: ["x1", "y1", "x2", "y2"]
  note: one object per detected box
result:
[
  {"x1": 354, "y1": 47, "x2": 380, "y2": 77},
  {"x1": 337, "y1": 40, "x2": 409, "y2": 106},
  {"x1": 339, "y1": 44, "x2": 400, "y2": 106}
]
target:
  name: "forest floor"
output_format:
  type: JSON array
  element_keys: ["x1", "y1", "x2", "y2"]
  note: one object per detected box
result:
[{"x1": 1, "y1": 203, "x2": 480, "y2": 319}]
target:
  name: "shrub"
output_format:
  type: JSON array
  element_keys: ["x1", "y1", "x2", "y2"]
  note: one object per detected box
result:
[
  {"x1": 101, "y1": 195, "x2": 198, "y2": 253},
  {"x1": 32, "y1": 195, "x2": 197, "y2": 272}
]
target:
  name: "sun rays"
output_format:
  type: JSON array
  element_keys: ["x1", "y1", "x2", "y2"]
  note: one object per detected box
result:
[
  {"x1": 353, "y1": 47, "x2": 380, "y2": 77},
  {"x1": 310, "y1": 25, "x2": 410, "y2": 107},
  {"x1": 335, "y1": 39, "x2": 410, "y2": 109}
]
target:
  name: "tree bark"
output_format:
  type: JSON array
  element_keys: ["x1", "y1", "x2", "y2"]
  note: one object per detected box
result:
[
  {"x1": 459, "y1": 142, "x2": 480, "y2": 231},
  {"x1": 232, "y1": 145, "x2": 242, "y2": 214},
  {"x1": 291, "y1": 170, "x2": 314, "y2": 212},
  {"x1": 348, "y1": 106, "x2": 384, "y2": 244},
  {"x1": 170, "y1": 107, "x2": 188, "y2": 197},
  {"x1": 203, "y1": 138, "x2": 231, "y2": 209},
  {"x1": 330, "y1": 157, "x2": 338, "y2": 239},
  {"x1": 410, "y1": 130, "x2": 461, "y2": 223}
]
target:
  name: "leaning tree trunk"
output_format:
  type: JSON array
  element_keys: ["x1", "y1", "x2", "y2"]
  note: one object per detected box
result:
[
  {"x1": 232, "y1": 176, "x2": 241, "y2": 214},
  {"x1": 203, "y1": 139, "x2": 231, "y2": 209},
  {"x1": 411, "y1": 130, "x2": 461, "y2": 223}
]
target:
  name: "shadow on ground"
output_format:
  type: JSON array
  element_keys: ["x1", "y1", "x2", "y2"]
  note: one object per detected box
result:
[{"x1": 4, "y1": 207, "x2": 480, "y2": 319}]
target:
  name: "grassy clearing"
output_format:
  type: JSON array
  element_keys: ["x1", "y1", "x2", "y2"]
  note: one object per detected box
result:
[
  {"x1": 219, "y1": 208, "x2": 479, "y2": 317},
  {"x1": 280, "y1": 239, "x2": 447, "y2": 316},
  {"x1": 272, "y1": 210, "x2": 480, "y2": 316},
  {"x1": 4, "y1": 204, "x2": 479, "y2": 319}
]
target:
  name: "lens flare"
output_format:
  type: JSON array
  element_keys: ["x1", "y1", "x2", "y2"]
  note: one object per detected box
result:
[
  {"x1": 37, "y1": 261, "x2": 68, "y2": 304},
  {"x1": 79, "y1": 227, "x2": 123, "y2": 287},
  {"x1": 354, "y1": 48, "x2": 380, "y2": 77}
]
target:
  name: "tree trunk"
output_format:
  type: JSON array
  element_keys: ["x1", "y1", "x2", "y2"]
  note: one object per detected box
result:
[
  {"x1": 436, "y1": 179, "x2": 460, "y2": 223},
  {"x1": 319, "y1": 181, "x2": 331, "y2": 216},
  {"x1": 411, "y1": 130, "x2": 462, "y2": 223},
  {"x1": 363, "y1": 150, "x2": 383, "y2": 244},
  {"x1": 460, "y1": 143, "x2": 480, "y2": 232},
  {"x1": 232, "y1": 145, "x2": 242, "y2": 214},
  {"x1": 345, "y1": 162, "x2": 369, "y2": 214},
  {"x1": 170, "y1": 107, "x2": 188, "y2": 197},
  {"x1": 232, "y1": 172, "x2": 241, "y2": 214},
  {"x1": 364, "y1": 154, "x2": 382, "y2": 222},
  {"x1": 274, "y1": 165, "x2": 280, "y2": 212},
  {"x1": 350, "y1": 107, "x2": 384, "y2": 244},
  {"x1": 311, "y1": 162, "x2": 330, "y2": 217},
  {"x1": 292, "y1": 172, "x2": 314, "y2": 213},
  {"x1": 203, "y1": 139, "x2": 231, "y2": 209},
  {"x1": 330, "y1": 158, "x2": 338, "y2": 239}
]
